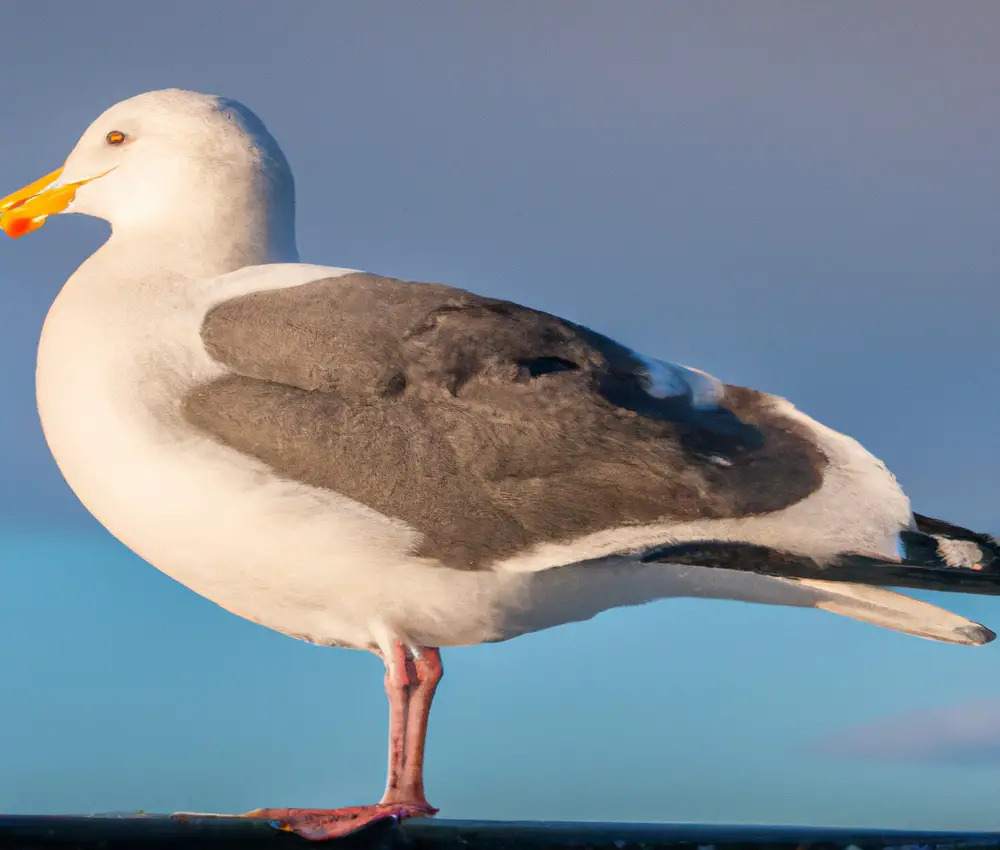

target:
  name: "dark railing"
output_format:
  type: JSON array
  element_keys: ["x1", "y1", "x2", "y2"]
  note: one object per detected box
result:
[{"x1": 1, "y1": 815, "x2": 998, "y2": 850}]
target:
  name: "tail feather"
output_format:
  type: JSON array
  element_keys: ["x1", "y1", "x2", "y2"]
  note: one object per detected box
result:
[
  {"x1": 641, "y1": 528, "x2": 999, "y2": 646},
  {"x1": 795, "y1": 579, "x2": 994, "y2": 646}
]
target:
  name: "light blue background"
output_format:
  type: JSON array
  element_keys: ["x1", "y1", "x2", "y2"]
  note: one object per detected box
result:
[{"x1": 1, "y1": 1, "x2": 999, "y2": 829}]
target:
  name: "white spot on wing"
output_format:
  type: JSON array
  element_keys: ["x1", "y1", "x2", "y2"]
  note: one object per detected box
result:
[
  {"x1": 636, "y1": 354, "x2": 688, "y2": 398},
  {"x1": 635, "y1": 354, "x2": 725, "y2": 410}
]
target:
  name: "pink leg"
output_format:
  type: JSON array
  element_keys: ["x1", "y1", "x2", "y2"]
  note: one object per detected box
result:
[
  {"x1": 381, "y1": 641, "x2": 410, "y2": 802},
  {"x1": 382, "y1": 647, "x2": 443, "y2": 806},
  {"x1": 241, "y1": 643, "x2": 442, "y2": 841}
]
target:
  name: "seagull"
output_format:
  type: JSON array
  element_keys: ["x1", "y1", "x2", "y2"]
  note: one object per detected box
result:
[{"x1": 2, "y1": 89, "x2": 998, "y2": 840}]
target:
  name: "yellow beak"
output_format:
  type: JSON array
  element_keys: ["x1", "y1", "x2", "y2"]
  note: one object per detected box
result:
[{"x1": 0, "y1": 167, "x2": 106, "y2": 238}]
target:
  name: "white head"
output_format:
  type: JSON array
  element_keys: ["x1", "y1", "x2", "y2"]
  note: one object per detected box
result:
[{"x1": 0, "y1": 89, "x2": 298, "y2": 265}]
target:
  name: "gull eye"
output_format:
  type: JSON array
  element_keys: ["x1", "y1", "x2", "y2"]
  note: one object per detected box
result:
[{"x1": 105, "y1": 130, "x2": 127, "y2": 146}]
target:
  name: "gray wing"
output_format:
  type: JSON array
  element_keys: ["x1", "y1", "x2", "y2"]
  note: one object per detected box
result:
[{"x1": 183, "y1": 272, "x2": 826, "y2": 569}]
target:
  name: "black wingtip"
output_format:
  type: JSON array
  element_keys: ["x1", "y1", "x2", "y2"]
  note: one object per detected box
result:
[
  {"x1": 838, "y1": 558, "x2": 1000, "y2": 596},
  {"x1": 642, "y1": 540, "x2": 1000, "y2": 597},
  {"x1": 909, "y1": 513, "x2": 1000, "y2": 574}
]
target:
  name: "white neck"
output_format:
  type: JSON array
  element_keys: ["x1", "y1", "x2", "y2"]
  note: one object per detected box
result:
[
  {"x1": 36, "y1": 193, "x2": 301, "y2": 490},
  {"x1": 68, "y1": 194, "x2": 299, "y2": 293}
]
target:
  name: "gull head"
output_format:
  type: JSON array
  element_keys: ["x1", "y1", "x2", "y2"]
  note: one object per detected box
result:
[{"x1": 0, "y1": 89, "x2": 296, "y2": 257}]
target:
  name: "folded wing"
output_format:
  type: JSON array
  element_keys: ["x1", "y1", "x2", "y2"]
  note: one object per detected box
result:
[{"x1": 183, "y1": 272, "x2": 828, "y2": 569}]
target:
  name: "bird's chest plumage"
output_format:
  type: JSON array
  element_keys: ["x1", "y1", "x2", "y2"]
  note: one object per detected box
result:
[{"x1": 34, "y1": 275, "x2": 472, "y2": 650}]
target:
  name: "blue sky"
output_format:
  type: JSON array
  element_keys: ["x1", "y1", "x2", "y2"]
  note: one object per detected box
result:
[{"x1": 1, "y1": 0, "x2": 999, "y2": 830}]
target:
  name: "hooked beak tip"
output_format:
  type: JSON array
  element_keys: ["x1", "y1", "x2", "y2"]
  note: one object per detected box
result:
[{"x1": 0, "y1": 166, "x2": 111, "y2": 239}]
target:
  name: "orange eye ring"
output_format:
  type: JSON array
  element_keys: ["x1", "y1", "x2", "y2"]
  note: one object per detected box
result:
[{"x1": 106, "y1": 130, "x2": 127, "y2": 146}]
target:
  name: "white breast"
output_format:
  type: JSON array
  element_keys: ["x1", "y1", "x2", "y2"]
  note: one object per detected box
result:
[{"x1": 35, "y1": 262, "x2": 511, "y2": 651}]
